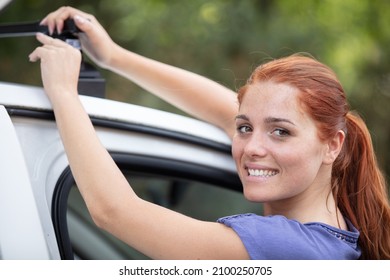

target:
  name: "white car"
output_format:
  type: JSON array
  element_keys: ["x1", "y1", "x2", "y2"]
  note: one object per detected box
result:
[
  {"x1": 0, "y1": 81, "x2": 262, "y2": 260},
  {"x1": 0, "y1": 5, "x2": 262, "y2": 259}
]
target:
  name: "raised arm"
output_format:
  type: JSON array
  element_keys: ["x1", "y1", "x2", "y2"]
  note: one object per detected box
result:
[
  {"x1": 29, "y1": 32, "x2": 248, "y2": 260},
  {"x1": 41, "y1": 6, "x2": 238, "y2": 138}
]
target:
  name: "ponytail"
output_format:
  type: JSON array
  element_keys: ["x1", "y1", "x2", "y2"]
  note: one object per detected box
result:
[{"x1": 333, "y1": 111, "x2": 390, "y2": 259}]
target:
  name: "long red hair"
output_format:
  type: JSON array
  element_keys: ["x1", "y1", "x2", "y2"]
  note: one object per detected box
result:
[{"x1": 238, "y1": 54, "x2": 390, "y2": 259}]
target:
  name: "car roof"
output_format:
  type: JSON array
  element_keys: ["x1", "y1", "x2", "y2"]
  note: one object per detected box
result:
[{"x1": 0, "y1": 82, "x2": 232, "y2": 146}]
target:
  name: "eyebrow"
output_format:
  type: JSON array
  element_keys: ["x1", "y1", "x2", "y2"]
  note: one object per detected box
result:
[{"x1": 235, "y1": 114, "x2": 296, "y2": 126}]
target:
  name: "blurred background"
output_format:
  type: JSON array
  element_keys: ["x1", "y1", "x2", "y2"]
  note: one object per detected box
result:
[{"x1": 1, "y1": 0, "x2": 389, "y2": 183}]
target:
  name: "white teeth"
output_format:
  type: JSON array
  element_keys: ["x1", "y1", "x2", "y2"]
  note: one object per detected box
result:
[{"x1": 248, "y1": 169, "x2": 278, "y2": 177}]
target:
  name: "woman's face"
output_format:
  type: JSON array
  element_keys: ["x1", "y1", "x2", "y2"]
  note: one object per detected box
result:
[{"x1": 232, "y1": 81, "x2": 332, "y2": 205}]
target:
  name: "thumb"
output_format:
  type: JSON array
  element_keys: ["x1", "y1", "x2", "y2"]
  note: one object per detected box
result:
[{"x1": 73, "y1": 15, "x2": 93, "y2": 32}]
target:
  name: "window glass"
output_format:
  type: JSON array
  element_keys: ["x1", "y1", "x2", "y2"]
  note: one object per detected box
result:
[{"x1": 67, "y1": 171, "x2": 262, "y2": 260}]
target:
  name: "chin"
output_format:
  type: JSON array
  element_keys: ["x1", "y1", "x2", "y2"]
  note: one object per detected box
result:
[{"x1": 242, "y1": 189, "x2": 268, "y2": 203}]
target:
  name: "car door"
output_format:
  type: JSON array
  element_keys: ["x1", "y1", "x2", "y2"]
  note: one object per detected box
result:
[
  {"x1": 0, "y1": 105, "x2": 50, "y2": 259},
  {"x1": 47, "y1": 107, "x2": 262, "y2": 260}
]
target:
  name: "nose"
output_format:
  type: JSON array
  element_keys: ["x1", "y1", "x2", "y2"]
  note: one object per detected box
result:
[{"x1": 243, "y1": 132, "x2": 268, "y2": 158}]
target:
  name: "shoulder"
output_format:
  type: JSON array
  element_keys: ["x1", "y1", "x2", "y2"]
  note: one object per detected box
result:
[
  {"x1": 218, "y1": 213, "x2": 307, "y2": 234},
  {"x1": 217, "y1": 214, "x2": 361, "y2": 260}
]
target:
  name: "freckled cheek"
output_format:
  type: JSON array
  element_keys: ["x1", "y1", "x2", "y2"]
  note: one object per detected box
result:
[
  {"x1": 278, "y1": 147, "x2": 321, "y2": 178},
  {"x1": 273, "y1": 150, "x2": 297, "y2": 168}
]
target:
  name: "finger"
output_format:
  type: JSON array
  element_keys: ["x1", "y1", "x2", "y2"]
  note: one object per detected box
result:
[
  {"x1": 28, "y1": 46, "x2": 45, "y2": 62},
  {"x1": 29, "y1": 44, "x2": 61, "y2": 62},
  {"x1": 35, "y1": 32, "x2": 67, "y2": 47},
  {"x1": 73, "y1": 15, "x2": 94, "y2": 32},
  {"x1": 40, "y1": 8, "x2": 70, "y2": 35},
  {"x1": 41, "y1": 6, "x2": 93, "y2": 34}
]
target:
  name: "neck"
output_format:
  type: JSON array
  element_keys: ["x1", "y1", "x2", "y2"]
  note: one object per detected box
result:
[{"x1": 263, "y1": 186, "x2": 347, "y2": 230}]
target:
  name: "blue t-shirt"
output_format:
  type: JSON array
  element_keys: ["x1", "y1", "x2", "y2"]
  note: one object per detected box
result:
[{"x1": 217, "y1": 213, "x2": 361, "y2": 260}]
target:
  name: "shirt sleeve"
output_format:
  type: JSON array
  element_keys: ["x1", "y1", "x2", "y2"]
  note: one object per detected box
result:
[{"x1": 217, "y1": 213, "x2": 360, "y2": 260}]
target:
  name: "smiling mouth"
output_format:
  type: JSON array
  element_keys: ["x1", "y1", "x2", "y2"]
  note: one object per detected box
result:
[{"x1": 247, "y1": 169, "x2": 279, "y2": 177}]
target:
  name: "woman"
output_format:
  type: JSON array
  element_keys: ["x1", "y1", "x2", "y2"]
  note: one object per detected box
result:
[{"x1": 29, "y1": 6, "x2": 390, "y2": 259}]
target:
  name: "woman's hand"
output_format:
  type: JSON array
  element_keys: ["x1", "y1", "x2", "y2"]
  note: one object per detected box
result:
[
  {"x1": 38, "y1": 7, "x2": 238, "y2": 139},
  {"x1": 40, "y1": 6, "x2": 117, "y2": 69},
  {"x1": 29, "y1": 33, "x2": 81, "y2": 103}
]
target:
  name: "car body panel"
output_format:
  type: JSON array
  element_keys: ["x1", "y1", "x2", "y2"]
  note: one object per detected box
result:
[
  {"x1": 0, "y1": 82, "x2": 232, "y2": 147},
  {"x1": 0, "y1": 105, "x2": 52, "y2": 259}
]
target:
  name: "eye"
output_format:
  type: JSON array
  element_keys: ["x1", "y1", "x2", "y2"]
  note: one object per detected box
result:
[
  {"x1": 271, "y1": 128, "x2": 290, "y2": 137},
  {"x1": 236, "y1": 125, "x2": 252, "y2": 134}
]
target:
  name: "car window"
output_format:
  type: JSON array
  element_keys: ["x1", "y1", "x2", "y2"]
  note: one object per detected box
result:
[{"x1": 53, "y1": 153, "x2": 263, "y2": 260}]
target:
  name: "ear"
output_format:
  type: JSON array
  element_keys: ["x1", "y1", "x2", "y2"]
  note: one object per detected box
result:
[{"x1": 323, "y1": 130, "x2": 345, "y2": 165}]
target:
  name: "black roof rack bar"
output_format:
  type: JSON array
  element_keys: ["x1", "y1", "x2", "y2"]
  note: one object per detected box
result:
[
  {"x1": 0, "y1": 21, "x2": 47, "y2": 37},
  {"x1": 0, "y1": 19, "x2": 80, "y2": 39}
]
